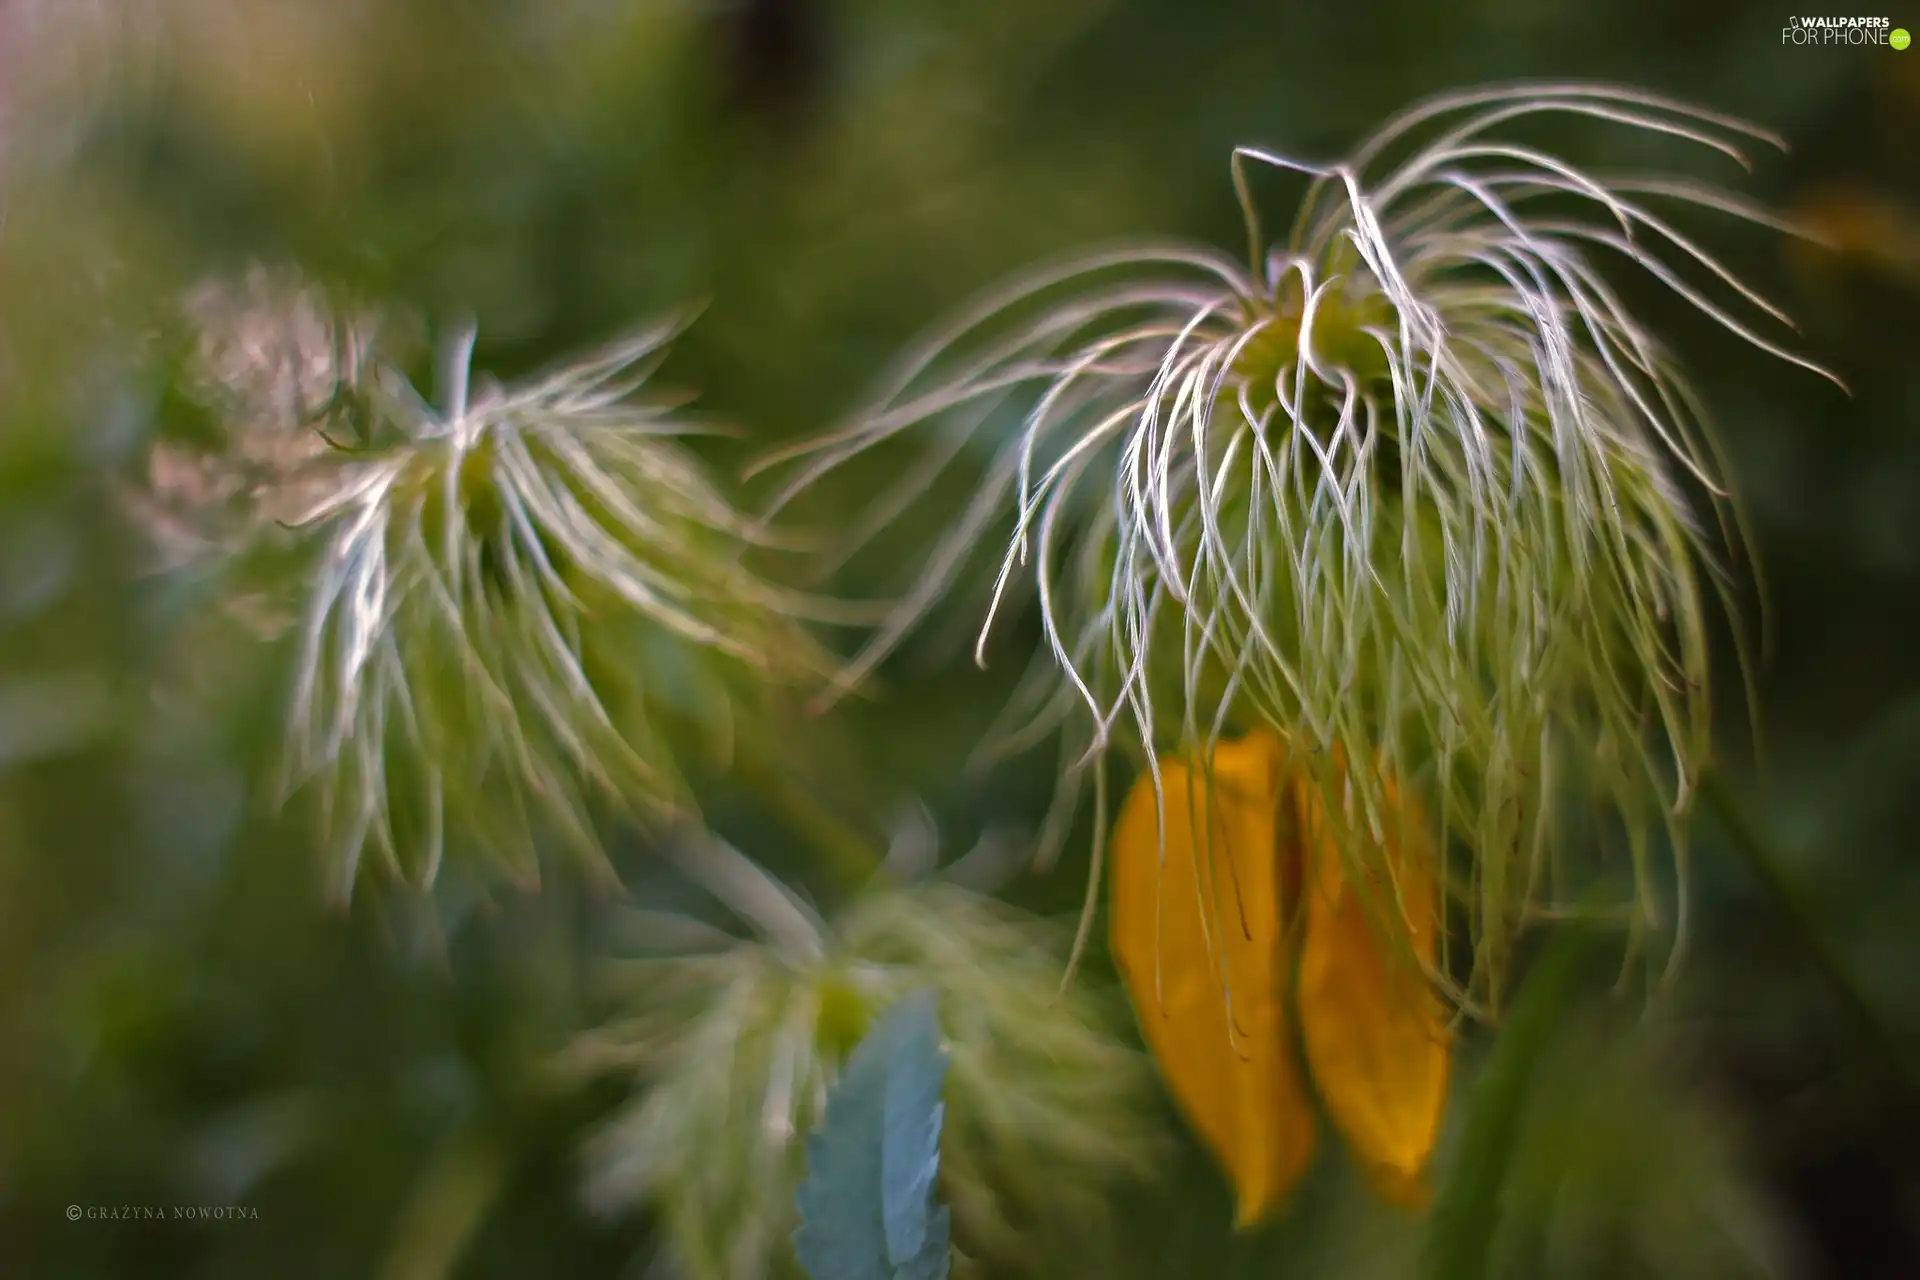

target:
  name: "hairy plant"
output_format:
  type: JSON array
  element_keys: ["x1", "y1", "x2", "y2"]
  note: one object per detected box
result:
[
  {"x1": 272, "y1": 315, "x2": 832, "y2": 894},
  {"x1": 759, "y1": 82, "x2": 1841, "y2": 1012},
  {"x1": 568, "y1": 837, "x2": 1161, "y2": 1279}
]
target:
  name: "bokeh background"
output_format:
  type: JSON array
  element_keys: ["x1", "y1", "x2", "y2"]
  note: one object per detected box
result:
[{"x1": 2, "y1": 1, "x2": 1919, "y2": 1276}]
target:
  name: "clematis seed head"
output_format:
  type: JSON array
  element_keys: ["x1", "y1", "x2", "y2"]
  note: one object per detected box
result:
[
  {"x1": 762, "y1": 82, "x2": 1842, "y2": 1011},
  {"x1": 276, "y1": 314, "x2": 832, "y2": 894},
  {"x1": 568, "y1": 842, "x2": 1162, "y2": 1278}
]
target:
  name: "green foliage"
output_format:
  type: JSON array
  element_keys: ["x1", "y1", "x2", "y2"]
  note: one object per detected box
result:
[
  {"x1": 2, "y1": 3, "x2": 1918, "y2": 1279},
  {"x1": 794, "y1": 989, "x2": 953, "y2": 1280}
]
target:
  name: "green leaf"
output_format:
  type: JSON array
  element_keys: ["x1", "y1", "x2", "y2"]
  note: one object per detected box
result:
[{"x1": 794, "y1": 989, "x2": 952, "y2": 1280}]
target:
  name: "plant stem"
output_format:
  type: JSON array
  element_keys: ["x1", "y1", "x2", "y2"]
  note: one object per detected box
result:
[{"x1": 1422, "y1": 923, "x2": 1601, "y2": 1280}]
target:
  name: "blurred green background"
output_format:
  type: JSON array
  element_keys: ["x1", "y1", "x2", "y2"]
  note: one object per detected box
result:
[{"x1": 2, "y1": 1, "x2": 1918, "y2": 1276}]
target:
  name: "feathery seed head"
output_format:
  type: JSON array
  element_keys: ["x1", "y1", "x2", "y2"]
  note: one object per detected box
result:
[
  {"x1": 277, "y1": 314, "x2": 830, "y2": 895},
  {"x1": 765, "y1": 83, "x2": 1842, "y2": 1011},
  {"x1": 568, "y1": 844, "x2": 1160, "y2": 1278}
]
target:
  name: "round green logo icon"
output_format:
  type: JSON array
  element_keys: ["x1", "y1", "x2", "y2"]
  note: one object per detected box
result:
[{"x1": 1894, "y1": 27, "x2": 1912, "y2": 49}]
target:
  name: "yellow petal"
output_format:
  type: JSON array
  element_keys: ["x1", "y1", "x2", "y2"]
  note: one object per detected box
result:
[
  {"x1": 1109, "y1": 730, "x2": 1314, "y2": 1228},
  {"x1": 1295, "y1": 771, "x2": 1450, "y2": 1210}
]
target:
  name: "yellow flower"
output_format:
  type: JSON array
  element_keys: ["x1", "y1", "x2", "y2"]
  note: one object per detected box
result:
[{"x1": 1109, "y1": 728, "x2": 1448, "y2": 1227}]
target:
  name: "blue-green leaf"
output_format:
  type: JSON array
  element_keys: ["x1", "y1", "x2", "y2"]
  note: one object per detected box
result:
[
  {"x1": 881, "y1": 993, "x2": 947, "y2": 1266},
  {"x1": 794, "y1": 989, "x2": 951, "y2": 1280}
]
